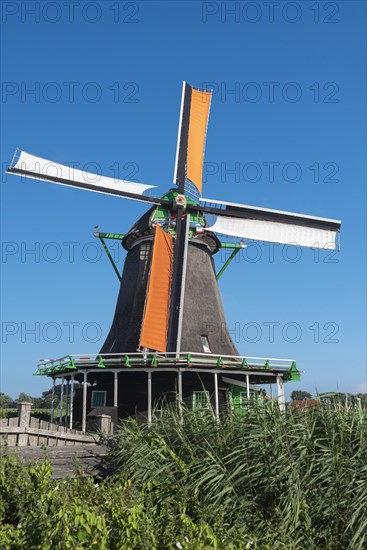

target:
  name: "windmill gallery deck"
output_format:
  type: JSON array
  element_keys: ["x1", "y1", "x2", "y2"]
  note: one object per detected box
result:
[{"x1": 6, "y1": 82, "x2": 341, "y2": 431}]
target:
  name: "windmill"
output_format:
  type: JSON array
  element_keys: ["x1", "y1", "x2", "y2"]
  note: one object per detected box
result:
[{"x1": 6, "y1": 82, "x2": 341, "y2": 428}]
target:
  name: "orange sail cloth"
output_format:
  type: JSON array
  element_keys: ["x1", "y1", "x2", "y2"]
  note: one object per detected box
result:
[
  {"x1": 139, "y1": 225, "x2": 173, "y2": 352},
  {"x1": 187, "y1": 88, "x2": 212, "y2": 194}
]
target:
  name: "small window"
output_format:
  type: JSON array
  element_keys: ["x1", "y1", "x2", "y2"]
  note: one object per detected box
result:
[
  {"x1": 201, "y1": 335, "x2": 211, "y2": 353},
  {"x1": 91, "y1": 391, "x2": 107, "y2": 408},
  {"x1": 193, "y1": 391, "x2": 210, "y2": 411}
]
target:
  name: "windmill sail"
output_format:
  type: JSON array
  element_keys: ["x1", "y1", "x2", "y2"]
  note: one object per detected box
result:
[
  {"x1": 200, "y1": 198, "x2": 341, "y2": 249},
  {"x1": 173, "y1": 82, "x2": 212, "y2": 194},
  {"x1": 139, "y1": 224, "x2": 173, "y2": 352},
  {"x1": 7, "y1": 150, "x2": 161, "y2": 205}
]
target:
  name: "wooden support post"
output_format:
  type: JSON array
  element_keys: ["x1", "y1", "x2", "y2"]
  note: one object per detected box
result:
[
  {"x1": 59, "y1": 376, "x2": 64, "y2": 425},
  {"x1": 64, "y1": 379, "x2": 69, "y2": 428},
  {"x1": 69, "y1": 374, "x2": 75, "y2": 430},
  {"x1": 82, "y1": 371, "x2": 88, "y2": 434},
  {"x1": 276, "y1": 375, "x2": 285, "y2": 413},
  {"x1": 177, "y1": 369, "x2": 183, "y2": 421},
  {"x1": 18, "y1": 402, "x2": 32, "y2": 446},
  {"x1": 178, "y1": 369, "x2": 182, "y2": 401},
  {"x1": 246, "y1": 374, "x2": 250, "y2": 400},
  {"x1": 214, "y1": 372, "x2": 219, "y2": 421},
  {"x1": 147, "y1": 371, "x2": 152, "y2": 426},
  {"x1": 50, "y1": 378, "x2": 56, "y2": 423},
  {"x1": 114, "y1": 371, "x2": 118, "y2": 408}
]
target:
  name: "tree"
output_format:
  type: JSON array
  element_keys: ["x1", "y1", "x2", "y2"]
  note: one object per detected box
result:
[
  {"x1": 17, "y1": 392, "x2": 34, "y2": 404},
  {"x1": 290, "y1": 390, "x2": 312, "y2": 401},
  {"x1": 32, "y1": 397, "x2": 44, "y2": 409},
  {"x1": 39, "y1": 386, "x2": 61, "y2": 409},
  {"x1": 0, "y1": 392, "x2": 16, "y2": 409},
  {"x1": 355, "y1": 393, "x2": 367, "y2": 407}
]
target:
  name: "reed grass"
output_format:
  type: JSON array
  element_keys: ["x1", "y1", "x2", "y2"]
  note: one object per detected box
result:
[{"x1": 110, "y1": 401, "x2": 367, "y2": 549}]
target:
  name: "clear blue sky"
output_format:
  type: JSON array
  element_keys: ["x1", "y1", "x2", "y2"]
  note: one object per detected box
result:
[{"x1": 1, "y1": 1, "x2": 366, "y2": 399}]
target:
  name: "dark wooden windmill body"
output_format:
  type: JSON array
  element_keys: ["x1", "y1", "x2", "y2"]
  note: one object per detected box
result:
[
  {"x1": 88, "y1": 200, "x2": 239, "y2": 421},
  {"x1": 6, "y1": 82, "x2": 341, "y2": 429}
]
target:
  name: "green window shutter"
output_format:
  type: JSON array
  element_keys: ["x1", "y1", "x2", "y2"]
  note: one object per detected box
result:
[{"x1": 193, "y1": 391, "x2": 210, "y2": 410}]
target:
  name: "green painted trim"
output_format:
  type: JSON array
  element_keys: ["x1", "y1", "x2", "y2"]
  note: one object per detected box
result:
[
  {"x1": 66, "y1": 357, "x2": 77, "y2": 370},
  {"x1": 285, "y1": 361, "x2": 301, "y2": 382},
  {"x1": 151, "y1": 189, "x2": 206, "y2": 236},
  {"x1": 98, "y1": 236, "x2": 122, "y2": 282},
  {"x1": 96, "y1": 232, "x2": 125, "y2": 240},
  {"x1": 219, "y1": 242, "x2": 244, "y2": 249},
  {"x1": 216, "y1": 248, "x2": 241, "y2": 280},
  {"x1": 32, "y1": 352, "x2": 301, "y2": 383}
]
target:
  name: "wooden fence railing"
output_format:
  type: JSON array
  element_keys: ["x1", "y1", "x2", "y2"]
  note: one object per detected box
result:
[{"x1": 0, "y1": 402, "x2": 111, "y2": 447}]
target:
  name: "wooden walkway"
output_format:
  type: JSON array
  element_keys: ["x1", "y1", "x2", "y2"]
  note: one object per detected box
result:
[{"x1": 4, "y1": 445, "x2": 112, "y2": 479}]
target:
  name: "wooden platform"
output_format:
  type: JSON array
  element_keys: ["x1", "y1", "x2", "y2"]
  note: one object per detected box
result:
[{"x1": 3, "y1": 445, "x2": 112, "y2": 479}]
